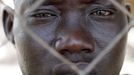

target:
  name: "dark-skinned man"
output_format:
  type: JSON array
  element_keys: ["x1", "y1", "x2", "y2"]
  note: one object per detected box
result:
[{"x1": 2, "y1": 0, "x2": 130, "y2": 75}]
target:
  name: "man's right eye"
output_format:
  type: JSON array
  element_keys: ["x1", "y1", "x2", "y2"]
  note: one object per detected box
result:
[{"x1": 31, "y1": 12, "x2": 56, "y2": 18}]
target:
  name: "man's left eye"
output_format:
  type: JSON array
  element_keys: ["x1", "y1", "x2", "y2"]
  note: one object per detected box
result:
[{"x1": 90, "y1": 10, "x2": 114, "y2": 17}]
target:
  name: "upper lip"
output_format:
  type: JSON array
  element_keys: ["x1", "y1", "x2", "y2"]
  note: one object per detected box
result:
[{"x1": 53, "y1": 62, "x2": 96, "y2": 75}]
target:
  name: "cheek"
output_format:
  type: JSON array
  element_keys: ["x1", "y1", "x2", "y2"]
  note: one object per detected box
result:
[
  {"x1": 13, "y1": 17, "x2": 59, "y2": 47},
  {"x1": 15, "y1": 27, "x2": 57, "y2": 51},
  {"x1": 13, "y1": 27, "x2": 55, "y2": 61},
  {"x1": 88, "y1": 20, "x2": 126, "y2": 50},
  {"x1": 87, "y1": 12, "x2": 127, "y2": 49},
  {"x1": 87, "y1": 18, "x2": 127, "y2": 73},
  {"x1": 13, "y1": 21, "x2": 56, "y2": 49},
  {"x1": 13, "y1": 18, "x2": 61, "y2": 72},
  {"x1": 91, "y1": 26, "x2": 119, "y2": 50},
  {"x1": 14, "y1": 29, "x2": 60, "y2": 69},
  {"x1": 95, "y1": 36, "x2": 127, "y2": 74},
  {"x1": 14, "y1": 30, "x2": 44, "y2": 57}
]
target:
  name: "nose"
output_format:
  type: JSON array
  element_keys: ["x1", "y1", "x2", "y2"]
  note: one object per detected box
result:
[{"x1": 54, "y1": 32, "x2": 95, "y2": 54}]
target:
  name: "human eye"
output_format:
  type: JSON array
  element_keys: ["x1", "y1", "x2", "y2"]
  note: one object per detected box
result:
[
  {"x1": 90, "y1": 9, "x2": 114, "y2": 17},
  {"x1": 30, "y1": 10, "x2": 57, "y2": 19}
]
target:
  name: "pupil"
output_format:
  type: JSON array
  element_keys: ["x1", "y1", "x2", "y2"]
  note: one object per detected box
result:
[{"x1": 98, "y1": 10, "x2": 105, "y2": 15}]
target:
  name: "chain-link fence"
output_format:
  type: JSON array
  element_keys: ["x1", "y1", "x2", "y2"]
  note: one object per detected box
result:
[{"x1": 0, "y1": 0, "x2": 134, "y2": 75}]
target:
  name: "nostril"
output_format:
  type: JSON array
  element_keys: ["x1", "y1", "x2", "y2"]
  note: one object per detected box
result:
[
  {"x1": 59, "y1": 49, "x2": 71, "y2": 55},
  {"x1": 52, "y1": 37, "x2": 62, "y2": 48},
  {"x1": 82, "y1": 49, "x2": 93, "y2": 53}
]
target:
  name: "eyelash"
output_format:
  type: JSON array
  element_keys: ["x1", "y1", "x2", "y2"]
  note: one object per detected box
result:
[
  {"x1": 31, "y1": 9, "x2": 114, "y2": 19},
  {"x1": 90, "y1": 9, "x2": 114, "y2": 17},
  {"x1": 31, "y1": 12, "x2": 57, "y2": 18}
]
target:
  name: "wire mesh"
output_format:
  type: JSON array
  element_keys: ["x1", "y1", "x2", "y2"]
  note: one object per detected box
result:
[{"x1": 1, "y1": 0, "x2": 134, "y2": 75}]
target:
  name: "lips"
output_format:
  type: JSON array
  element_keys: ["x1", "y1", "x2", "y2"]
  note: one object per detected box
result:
[{"x1": 53, "y1": 62, "x2": 96, "y2": 75}]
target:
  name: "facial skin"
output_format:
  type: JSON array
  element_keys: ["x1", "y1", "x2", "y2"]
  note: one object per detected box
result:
[{"x1": 2, "y1": 0, "x2": 130, "y2": 75}]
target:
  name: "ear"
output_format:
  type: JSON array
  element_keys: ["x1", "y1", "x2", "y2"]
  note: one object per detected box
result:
[
  {"x1": 2, "y1": 6, "x2": 15, "y2": 44},
  {"x1": 125, "y1": 3, "x2": 131, "y2": 23}
]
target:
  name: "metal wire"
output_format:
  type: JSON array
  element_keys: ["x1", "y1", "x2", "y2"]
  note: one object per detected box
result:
[{"x1": 1, "y1": 0, "x2": 134, "y2": 75}]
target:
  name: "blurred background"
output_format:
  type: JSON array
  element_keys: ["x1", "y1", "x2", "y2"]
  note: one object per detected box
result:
[{"x1": 0, "y1": 0, "x2": 134, "y2": 75}]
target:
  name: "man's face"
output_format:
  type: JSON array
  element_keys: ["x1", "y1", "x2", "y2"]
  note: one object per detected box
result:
[{"x1": 3, "y1": 0, "x2": 129, "y2": 75}]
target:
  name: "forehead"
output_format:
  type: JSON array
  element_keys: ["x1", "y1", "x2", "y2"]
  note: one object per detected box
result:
[
  {"x1": 14, "y1": 0, "x2": 124, "y2": 13},
  {"x1": 28, "y1": 0, "x2": 123, "y2": 5},
  {"x1": 15, "y1": 0, "x2": 123, "y2": 7},
  {"x1": 50, "y1": 0, "x2": 122, "y2": 3}
]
